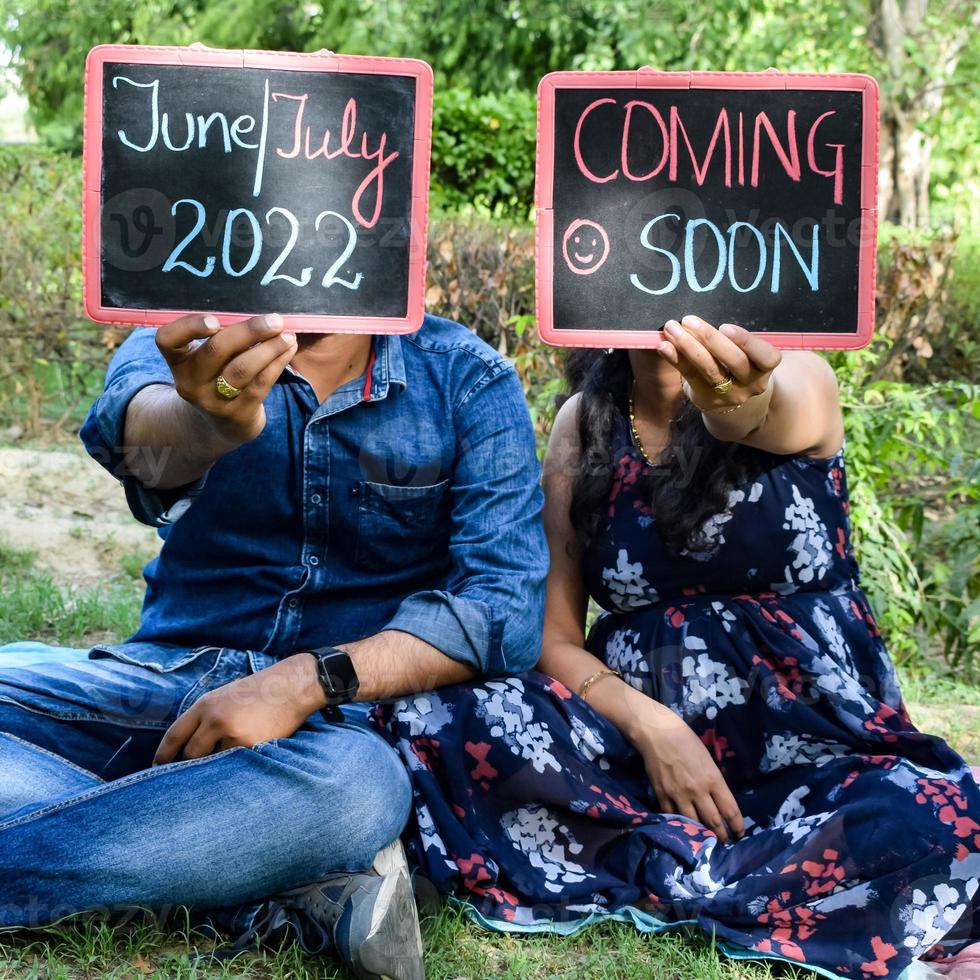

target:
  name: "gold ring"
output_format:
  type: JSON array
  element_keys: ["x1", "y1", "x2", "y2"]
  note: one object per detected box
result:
[
  {"x1": 713, "y1": 374, "x2": 734, "y2": 394},
  {"x1": 215, "y1": 375, "x2": 241, "y2": 400}
]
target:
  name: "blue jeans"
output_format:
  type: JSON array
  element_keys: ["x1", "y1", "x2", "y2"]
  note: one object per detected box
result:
[{"x1": 0, "y1": 647, "x2": 412, "y2": 929}]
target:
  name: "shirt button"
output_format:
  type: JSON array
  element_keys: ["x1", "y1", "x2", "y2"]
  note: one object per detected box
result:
[
  {"x1": 288, "y1": 597, "x2": 299, "y2": 610},
  {"x1": 311, "y1": 493, "x2": 322, "y2": 504},
  {"x1": 308, "y1": 555, "x2": 320, "y2": 566}
]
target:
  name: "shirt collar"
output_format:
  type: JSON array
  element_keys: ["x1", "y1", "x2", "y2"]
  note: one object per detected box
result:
[
  {"x1": 280, "y1": 334, "x2": 407, "y2": 401},
  {"x1": 367, "y1": 334, "x2": 407, "y2": 401}
]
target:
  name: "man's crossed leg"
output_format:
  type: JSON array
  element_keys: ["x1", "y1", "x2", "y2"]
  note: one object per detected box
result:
[{"x1": 0, "y1": 648, "x2": 420, "y2": 978}]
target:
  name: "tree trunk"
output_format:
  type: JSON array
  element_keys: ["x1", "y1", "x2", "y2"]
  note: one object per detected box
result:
[{"x1": 868, "y1": 0, "x2": 977, "y2": 227}]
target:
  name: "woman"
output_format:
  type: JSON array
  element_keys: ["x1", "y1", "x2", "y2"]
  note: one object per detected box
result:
[{"x1": 375, "y1": 316, "x2": 980, "y2": 978}]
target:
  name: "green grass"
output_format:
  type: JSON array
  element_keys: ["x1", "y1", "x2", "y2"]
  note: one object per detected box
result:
[
  {"x1": 0, "y1": 906, "x2": 811, "y2": 980},
  {"x1": 898, "y1": 668, "x2": 980, "y2": 707},
  {"x1": 0, "y1": 539, "x2": 142, "y2": 648}
]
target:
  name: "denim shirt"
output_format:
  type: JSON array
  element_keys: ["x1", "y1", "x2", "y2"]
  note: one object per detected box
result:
[{"x1": 80, "y1": 315, "x2": 547, "y2": 677}]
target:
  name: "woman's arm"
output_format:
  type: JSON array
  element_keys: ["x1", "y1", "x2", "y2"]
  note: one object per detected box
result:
[
  {"x1": 658, "y1": 316, "x2": 844, "y2": 459},
  {"x1": 540, "y1": 395, "x2": 744, "y2": 842}
]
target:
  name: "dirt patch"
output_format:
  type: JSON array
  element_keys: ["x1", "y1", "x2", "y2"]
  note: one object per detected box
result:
[{"x1": 0, "y1": 445, "x2": 160, "y2": 586}]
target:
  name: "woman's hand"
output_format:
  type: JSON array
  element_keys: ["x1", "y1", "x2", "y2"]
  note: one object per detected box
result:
[
  {"x1": 657, "y1": 315, "x2": 781, "y2": 414},
  {"x1": 631, "y1": 699, "x2": 745, "y2": 844}
]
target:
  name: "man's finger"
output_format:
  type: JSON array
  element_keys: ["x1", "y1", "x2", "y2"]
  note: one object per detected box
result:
[
  {"x1": 187, "y1": 314, "x2": 285, "y2": 382},
  {"x1": 215, "y1": 332, "x2": 298, "y2": 394},
  {"x1": 681, "y1": 316, "x2": 753, "y2": 382},
  {"x1": 181, "y1": 723, "x2": 221, "y2": 760},
  {"x1": 249, "y1": 339, "x2": 300, "y2": 399},
  {"x1": 719, "y1": 323, "x2": 782, "y2": 374},
  {"x1": 155, "y1": 314, "x2": 221, "y2": 367},
  {"x1": 153, "y1": 709, "x2": 199, "y2": 765}
]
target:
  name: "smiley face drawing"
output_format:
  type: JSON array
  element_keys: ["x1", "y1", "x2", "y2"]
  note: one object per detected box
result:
[{"x1": 562, "y1": 218, "x2": 610, "y2": 275}]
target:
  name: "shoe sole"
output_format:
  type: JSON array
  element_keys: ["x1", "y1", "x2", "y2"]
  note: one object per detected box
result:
[{"x1": 353, "y1": 872, "x2": 424, "y2": 980}]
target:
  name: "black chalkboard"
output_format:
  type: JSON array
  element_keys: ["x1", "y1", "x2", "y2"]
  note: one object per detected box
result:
[
  {"x1": 84, "y1": 46, "x2": 432, "y2": 332},
  {"x1": 536, "y1": 71, "x2": 878, "y2": 349}
]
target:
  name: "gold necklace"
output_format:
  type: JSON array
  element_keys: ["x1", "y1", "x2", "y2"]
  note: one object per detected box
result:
[{"x1": 628, "y1": 382, "x2": 656, "y2": 466}]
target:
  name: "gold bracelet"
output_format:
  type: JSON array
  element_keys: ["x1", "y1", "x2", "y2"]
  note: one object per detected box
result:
[{"x1": 578, "y1": 668, "x2": 622, "y2": 701}]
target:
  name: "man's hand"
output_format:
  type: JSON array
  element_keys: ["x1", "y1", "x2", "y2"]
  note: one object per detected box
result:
[
  {"x1": 155, "y1": 313, "x2": 298, "y2": 446},
  {"x1": 153, "y1": 654, "x2": 323, "y2": 764}
]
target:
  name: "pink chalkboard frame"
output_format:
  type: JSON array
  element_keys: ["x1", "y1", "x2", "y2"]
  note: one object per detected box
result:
[
  {"x1": 83, "y1": 44, "x2": 433, "y2": 333},
  {"x1": 535, "y1": 68, "x2": 879, "y2": 350}
]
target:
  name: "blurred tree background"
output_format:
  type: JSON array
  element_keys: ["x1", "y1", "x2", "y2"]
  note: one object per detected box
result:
[{"x1": 0, "y1": 0, "x2": 976, "y2": 678}]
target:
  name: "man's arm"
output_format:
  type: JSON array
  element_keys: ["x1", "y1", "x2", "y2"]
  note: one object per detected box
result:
[
  {"x1": 154, "y1": 633, "x2": 473, "y2": 765},
  {"x1": 81, "y1": 313, "x2": 297, "y2": 527},
  {"x1": 123, "y1": 314, "x2": 297, "y2": 489},
  {"x1": 340, "y1": 630, "x2": 476, "y2": 701}
]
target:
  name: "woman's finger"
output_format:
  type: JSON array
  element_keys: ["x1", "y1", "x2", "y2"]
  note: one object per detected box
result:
[
  {"x1": 719, "y1": 323, "x2": 782, "y2": 374},
  {"x1": 674, "y1": 798, "x2": 700, "y2": 824},
  {"x1": 695, "y1": 792, "x2": 732, "y2": 844},
  {"x1": 664, "y1": 320, "x2": 730, "y2": 388},
  {"x1": 681, "y1": 316, "x2": 753, "y2": 382},
  {"x1": 712, "y1": 786, "x2": 746, "y2": 840},
  {"x1": 694, "y1": 792, "x2": 731, "y2": 844},
  {"x1": 655, "y1": 340, "x2": 679, "y2": 366},
  {"x1": 658, "y1": 326, "x2": 707, "y2": 386}
]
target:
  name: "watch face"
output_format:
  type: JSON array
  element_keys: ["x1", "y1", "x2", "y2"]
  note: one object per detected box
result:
[{"x1": 316, "y1": 649, "x2": 359, "y2": 703}]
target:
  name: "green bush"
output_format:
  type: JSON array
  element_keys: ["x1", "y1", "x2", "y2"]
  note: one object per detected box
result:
[
  {"x1": 833, "y1": 348, "x2": 979, "y2": 675},
  {"x1": 0, "y1": 144, "x2": 109, "y2": 435},
  {"x1": 431, "y1": 87, "x2": 536, "y2": 218}
]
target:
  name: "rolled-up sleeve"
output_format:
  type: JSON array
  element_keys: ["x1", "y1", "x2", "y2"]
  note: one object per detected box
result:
[
  {"x1": 384, "y1": 363, "x2": 548, "y2": 677},
  {"x1": 79, "y1": 327, "x2": 200, "y2": 527}
]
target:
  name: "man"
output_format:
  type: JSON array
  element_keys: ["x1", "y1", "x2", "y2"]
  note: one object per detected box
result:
[{"x1": 0, "y1": 312, "x2": 547, "y2": 980}]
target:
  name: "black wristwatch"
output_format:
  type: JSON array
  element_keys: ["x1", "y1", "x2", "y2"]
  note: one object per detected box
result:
[{"x1": 309, "y1": 646, "x2": 360, "y2": 721}]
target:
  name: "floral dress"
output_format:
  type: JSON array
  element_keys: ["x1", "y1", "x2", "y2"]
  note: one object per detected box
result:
[{"x1": 373, "y1": 418, "x2": 980, "y2": 979}]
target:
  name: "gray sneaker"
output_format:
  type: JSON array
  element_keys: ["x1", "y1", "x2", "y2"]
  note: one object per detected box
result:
[
  {"x1": 200, "y1": 840, "x2": 424, "y2": 979},
  {"x1": 282, "y1": 839, "x2": 424, "y2": 980}
]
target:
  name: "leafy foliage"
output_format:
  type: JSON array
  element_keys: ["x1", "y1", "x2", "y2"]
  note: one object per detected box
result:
[
  {"x1": 431, "y1": 88, "x2": 536, "y2": 217},
  {"x1": 2, "y1": 0, "x2": 977, "y2": 217},
  {"x1": 0, "y1": 144, "x2": 107, "y2": 433},
  {"x1": 834, "y1": 364, "x2": 979, "y2": 673}
]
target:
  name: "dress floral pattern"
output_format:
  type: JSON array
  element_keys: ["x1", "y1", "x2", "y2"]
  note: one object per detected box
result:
[{"x1": 372, "y1": 420, "x2": 980, "y2": 979}]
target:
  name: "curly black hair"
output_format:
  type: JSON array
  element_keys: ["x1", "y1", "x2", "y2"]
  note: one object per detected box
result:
[{"x1": 564, "y1": 348, "x2": 756, "y2": 555}]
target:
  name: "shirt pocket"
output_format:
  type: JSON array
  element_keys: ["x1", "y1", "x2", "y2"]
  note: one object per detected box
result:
[{"x1": 353, "y1": 478, "x2": 450, "y2": 571}]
